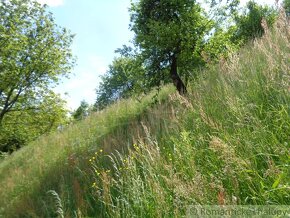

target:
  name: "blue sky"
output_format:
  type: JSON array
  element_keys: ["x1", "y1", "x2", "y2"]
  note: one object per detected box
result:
[
  {"x1": 38, "y1": 0, "x2": 276, "y2": 110},
  {"x1": 44, "y1": 0, "x2": 134, "y2": 110}
]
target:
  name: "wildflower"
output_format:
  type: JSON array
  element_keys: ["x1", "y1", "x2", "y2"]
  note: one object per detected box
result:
[
  {"x1": 133, "y1": 143, "x2": 140, "y2": 151},
  {"x1": 92, "y1": 182, "x2": 96, "y2": 187},
  {"x1": 94, "y1": 170, "x2": 100, "y2": 176},
  {"x1": 89, "y1": 159, "x2": 92, "y2": 162},
  {"x1": 100, "y1": 149, "x2": 103, "y2": 153}
]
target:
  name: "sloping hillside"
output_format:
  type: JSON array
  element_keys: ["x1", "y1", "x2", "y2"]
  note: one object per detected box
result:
[{"x1": 0, "y1": 15, "x2": 289, "y2": 217}]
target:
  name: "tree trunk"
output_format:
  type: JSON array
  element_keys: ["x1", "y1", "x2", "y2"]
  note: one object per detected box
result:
[
  {"x1": 0, "y1": 109, "x2": 6, "y2": 125},
  {"x1": 170, "y1": 55, "x2": 187, "y2": 95}
]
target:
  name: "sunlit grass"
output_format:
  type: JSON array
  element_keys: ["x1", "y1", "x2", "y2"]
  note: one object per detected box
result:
[
  {"x1": 0, "y1": 86, "x2": 175, "y2": 216},
  {"x1": 0, "y1": 13, "x2": 289, "y2": 217},
  {"x1": 87, "y1": 13, "x2": 290, "y2": 217}
]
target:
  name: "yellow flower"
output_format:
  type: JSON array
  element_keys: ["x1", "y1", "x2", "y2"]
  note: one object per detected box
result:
[
  {"x1": 92, "y1": 182, "x2": 96, "y2": 187},
  {"x1": 133, "y1": 144, "x2": 140, "y2": 151},
  {"x1": 100, "y1": 149, "x2": 103, "y2": 153}
]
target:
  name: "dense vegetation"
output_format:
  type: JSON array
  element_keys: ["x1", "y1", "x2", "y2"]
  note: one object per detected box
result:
[
  {"x1": 0, "y1": 0, "x2": 74, "y2": 152},
  {"x1": 94, "y1": 0, "x2": 278, "y2": 109},
  {"x1": 0, "y1": 0, "x2": 279, "y2": 152},
  {"x1": 0, "y1": 0, "x2": 289, "y2": 217},
  {"x1": 0, "y1": 8, "x2": 289, "y2": 216}
]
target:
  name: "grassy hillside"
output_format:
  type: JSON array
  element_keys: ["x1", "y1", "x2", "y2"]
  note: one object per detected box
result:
[{"x1": 0, "y1": 15, "x2": 289, "y2": 217}]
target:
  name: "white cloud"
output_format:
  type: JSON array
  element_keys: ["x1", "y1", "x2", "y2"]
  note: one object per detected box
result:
[{"x1": 37, "y1": 0, "x2": 64, "y2": 7}]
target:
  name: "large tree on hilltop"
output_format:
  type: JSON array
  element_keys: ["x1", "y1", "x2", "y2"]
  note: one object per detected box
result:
[
  {"x1": 129, "y1": 0, "x2": 210, "y2": 94},
  {"x1": 0, "y1": 0, "x2": 75, "y2": 124}
]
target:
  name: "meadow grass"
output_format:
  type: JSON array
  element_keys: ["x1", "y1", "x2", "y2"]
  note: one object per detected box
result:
[
  {"x1": 88, "y1": 13, "x2": 290, "y2": 217},
  {"x1": 0, "y1": 86, "x2": 175, "y2": 217},
  {"x1": 0, "y1": 13, "x2": 289, "y2": 217}
]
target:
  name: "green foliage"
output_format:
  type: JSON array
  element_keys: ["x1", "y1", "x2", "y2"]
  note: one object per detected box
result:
[
  {"x1": 205, "y1": 0, "x2": 240, "y2": 29},
  {"x1": 202, "y1": 26, "x2": 241, "y2": 62},
  {"x1": 0, "y1": 0, "x2": 74, "y2": 151},
  {"x1": 284, "y1": 0, "x2": 290, "y2": 16},
  {"x1": 0, "y1": 14, "x2": 289, "y2": 217},
  {"x1": 72, "y1": 100, "x2": 90, "y2": 120},
  {"x1": 200, "y1": 0, "x2": 242, "y2": 61},
  {"x1": 90, "y1": 16, "x2": 290, "y2": 216},
  {"x1": 96, "y1": 0, "x2": 279, "y2": 106},
  {"x1": 130, "y1": 0, "x2": 211, "y2": 93},
  {"x1": 0, "y1": 92, "x2": 68, "y2": 152},
  {"x1": 232, "y1": 1, "x2": 277, "y2": 44},
  {"x1": 0, "y1": 85, "x2": 175, "y2": 217},
  {"x1": 95, "y1": 56, "x2": 146, "y2": 110}
]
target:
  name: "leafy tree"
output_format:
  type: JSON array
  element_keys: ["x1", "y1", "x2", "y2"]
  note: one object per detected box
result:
[
  {"x1": 202, "y1": 27, "x2": 241, "y2": 63},
  {"x1": 72, "y1": 100, "x2": 90, "y2": 120},
  {"x1": 232, "y1": 1, "x2": 277, "y2": 44},
  {"x1": 0, "y1": 0, "x2": 74, "y2": 151},
  {"x1": 129, "y1": 0, "x2": 211, "y2": 94},
  {"x1": 0, "y1": 93, "x2": 68, "y2": 152},
  {"x1": 205, "y1": 0, "x2": 240, "y2": 28},
  {"x1": 0, "y1": 0, "x2": 75, "y2": 124},
  {"x1": 94, "y1": 0, "x2": 241, "y2": 105},
  {"x1": 284, "y1": 0, "x2": 290, "y2": 16},
  {"x1": 95, "y1": 56, "x2": 146, "y2": 110}
]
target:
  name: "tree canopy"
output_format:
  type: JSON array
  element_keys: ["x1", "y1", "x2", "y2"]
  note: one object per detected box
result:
[
  {"x1": 0, "y1": 0, "x2": 75, "y2": 124},
  {"x1": 95, "y1": 56, "x2": 146, "y2": 110},
  {"x1": 72, "y1": 100, "x2": 90, "y2": 121},
  {"x1": 0, "y1": 92, "x2": 68, "y2": 152},
  {"x1": 129, "y1": 0, "x2": 211, "y2": 94},
  {"x1": 232, "y1": 1, "x2": 277, "y2": 44},
  {"x1": 94, "y1": 0, "x2": 279, "y2": 109},
  {"x1": 0, "y1": 0, "x2": 75, "y2": 151},
  {"x1": 283, "y1": 0, "x2": 290, "y2": 16}
]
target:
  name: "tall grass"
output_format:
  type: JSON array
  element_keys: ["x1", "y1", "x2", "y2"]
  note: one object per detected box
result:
[
  {"x1": 89, "y1": 13, "x2": 290, "y2": 217},
  {"x1": 0, "y1": 86, "x2": 175, "y2": 217},
  {"x1": 0, "y1": 13, "x2": 289, "y2": 217}
]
